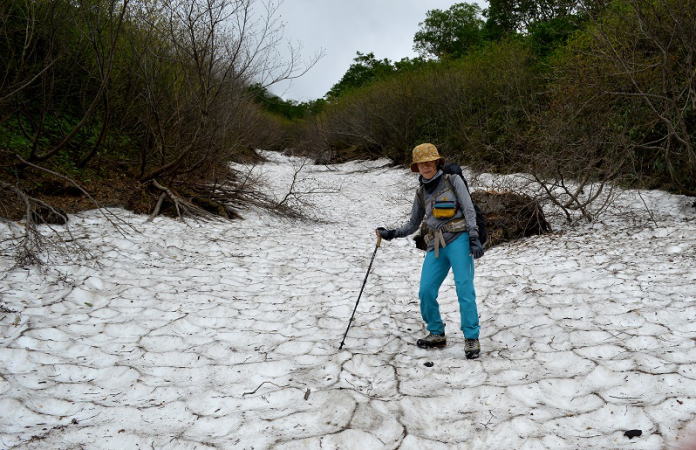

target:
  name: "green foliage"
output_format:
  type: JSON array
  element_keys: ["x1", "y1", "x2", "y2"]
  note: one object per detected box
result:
[
  {"x1": 0, "y1": 0, "x2": 295, "y2": 224},
  {"x1": 409, "y1": 1, "x2": 589, "y2": 61},
  {"x1": 485, "y1": 0, "x2": 584, "y2": 34},
  {"x1": 248, "y1": 84, "x2": 324, "y2": 120},
  {"x1": 0, "y1": 120, "x2": 32, "y2": 155},
  {"x1": 527, "y1": 14, "x2": 584, "y2": 56},
  {"x1": 326, "y1": 52, "x2": 426, "y2": 100},
  {"x1": 315, "y1": 39, "x2": 540, "y2": 168},
  {"x1": 413, "y1": 3, "x2": 486, "y2": 59},
  {"x1": 482, "y1": 0, "x2": 593, "y2": 58},
  {"x1": 2, "y1": 0, "x2": 693, "y2": 222},
  {"x1": 305, "y1": 0, "x2": 694, "y2": 196},
  {"x1": 544, "y1": 0, "x2": 696, "y2": 193}
]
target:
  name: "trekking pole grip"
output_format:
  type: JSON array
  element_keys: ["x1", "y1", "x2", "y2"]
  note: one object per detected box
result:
[{"x1": 376, "y1": 234, "x2": 382, "y2": 248}]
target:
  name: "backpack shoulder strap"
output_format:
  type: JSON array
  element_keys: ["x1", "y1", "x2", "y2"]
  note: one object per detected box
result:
[
  {"x1": 443, "y1": 173, "x2": 454, "y2": 192},
  {"x1": 448, "y1": 172, "x2": 471, "y2": 194},
  {"x1": 460, "y1": 174, "x2": 470, "y2": 192}
]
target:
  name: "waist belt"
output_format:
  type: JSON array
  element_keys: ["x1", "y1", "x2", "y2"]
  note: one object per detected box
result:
[{"x1": 423, "y1": 219, "x2": 468, "y2": 257}]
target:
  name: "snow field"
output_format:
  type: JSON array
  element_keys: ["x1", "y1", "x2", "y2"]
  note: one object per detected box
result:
[{"x1": 0, "y1": 150, "x2": 695, "y2": 449}]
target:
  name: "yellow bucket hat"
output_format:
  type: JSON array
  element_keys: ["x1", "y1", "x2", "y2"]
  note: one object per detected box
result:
[{"x1": 410, "y1": 143, "x2": 444, "y2": 172}]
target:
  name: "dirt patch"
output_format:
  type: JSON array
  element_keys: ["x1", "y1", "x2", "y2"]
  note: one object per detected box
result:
[
  {"x1": 0, "y1": 154, "x2": 259, "y2": 222},
  {"x1": 472, "y1": 190, "x2": 551, "y2": 247}
]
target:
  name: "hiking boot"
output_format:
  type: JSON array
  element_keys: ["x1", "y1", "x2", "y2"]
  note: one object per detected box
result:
[
  {"x1": 417, "y1": 333, "x2": 446, "y2": 349},
  {"x1": 465, "y1": 338, "x2": 480, "y2": 359}
]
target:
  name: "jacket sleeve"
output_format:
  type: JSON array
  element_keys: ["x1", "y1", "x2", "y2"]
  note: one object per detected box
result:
[
  {"x1": 450, "y1": 176, "x2": 479, "y2": 239},
  {"x1": 393, "y1": 192, "x2": 425, "y2": 238}
]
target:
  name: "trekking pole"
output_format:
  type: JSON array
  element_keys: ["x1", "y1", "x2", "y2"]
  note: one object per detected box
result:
[{"x1": 339, "y1": 234, "x2": 382, "y2": 350}]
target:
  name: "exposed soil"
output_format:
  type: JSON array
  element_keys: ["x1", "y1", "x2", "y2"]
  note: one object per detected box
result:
[{"x1": 0, "y1": 149, "x2": 266, "y2": 222}]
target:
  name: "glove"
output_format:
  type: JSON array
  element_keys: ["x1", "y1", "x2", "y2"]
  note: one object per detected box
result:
[
  {"x1": 413, "y1": 234, "x2": 427, "y2": 251},
  {"x1": 469, "y1": 236, "x2": 484, "y2": 259},
  {"x1": 376, "y1": 227, "x2": 396, "y2": 241}
]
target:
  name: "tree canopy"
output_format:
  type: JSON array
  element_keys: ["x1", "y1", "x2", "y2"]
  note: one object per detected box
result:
[
  {"x1": 413, "y1": 3, "x2": 486, "y2": 59},
  {"x1": 326, "y1": 52, "x2": 424, "y2": 100},
  {"x1": 485, "y1": 0, "x2": 584, "y2": 34}
]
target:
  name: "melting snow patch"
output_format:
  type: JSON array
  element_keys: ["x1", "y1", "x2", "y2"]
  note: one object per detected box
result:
[{"x1": 1, "y1": 151, "x2": 696, "y2": 448}]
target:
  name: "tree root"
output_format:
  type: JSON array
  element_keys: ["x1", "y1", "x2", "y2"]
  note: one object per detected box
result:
[{"x1": 147, "y1": 179, "x2": 222, "y2": 222}]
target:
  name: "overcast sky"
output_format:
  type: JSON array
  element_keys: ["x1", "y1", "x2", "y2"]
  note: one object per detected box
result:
[{"x1": 267, "y1": 0, "x2": 486, "y2": 102}]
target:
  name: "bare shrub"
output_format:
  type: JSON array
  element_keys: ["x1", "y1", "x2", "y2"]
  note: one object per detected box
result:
[
  {"x1": 552, "y1": 0, "x2": 696, "y2": 195},
  {"x1": 1, "y1": 0, "x2": 319, "y2": 266}
]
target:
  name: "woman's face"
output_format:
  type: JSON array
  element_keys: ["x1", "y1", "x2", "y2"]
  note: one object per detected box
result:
[{"x1": 417, "y1": 160, "x2": 438, "y2": 179}]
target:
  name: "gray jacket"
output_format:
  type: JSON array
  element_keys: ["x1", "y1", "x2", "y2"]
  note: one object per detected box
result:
[{"x1": 393, "y1": 170, "x2": 478, "y2": 252}]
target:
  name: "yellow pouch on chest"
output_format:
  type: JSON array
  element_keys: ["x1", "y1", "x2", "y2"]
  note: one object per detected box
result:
[{"x1": 432, "y1": 200, "x2": 456, "y2": 219}]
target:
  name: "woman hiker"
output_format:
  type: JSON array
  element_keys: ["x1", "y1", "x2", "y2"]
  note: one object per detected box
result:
[{"x1": 376, "y1": 143, "x2": 484, "y2": 359}]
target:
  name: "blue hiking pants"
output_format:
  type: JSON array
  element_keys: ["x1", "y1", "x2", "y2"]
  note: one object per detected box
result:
[{"x1": 419, "y1": 233, "x2": 479, "y2": 339}]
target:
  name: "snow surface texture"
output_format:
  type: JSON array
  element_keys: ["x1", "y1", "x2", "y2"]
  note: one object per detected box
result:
[{"x1": 1, "y1": 151, "x2": 696, "y2": 449}]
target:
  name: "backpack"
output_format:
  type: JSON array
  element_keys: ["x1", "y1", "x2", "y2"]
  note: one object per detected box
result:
[{"x1": 416, "y1": 163, "x2": 488, "y2": 247}]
